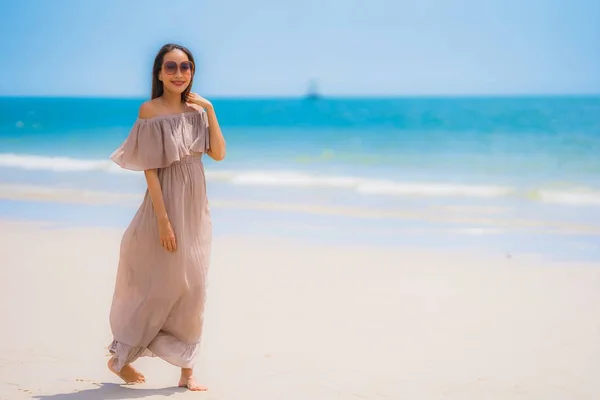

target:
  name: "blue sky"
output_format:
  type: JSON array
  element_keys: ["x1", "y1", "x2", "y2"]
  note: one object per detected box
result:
[{"x1": 1, "y1": 0, "x2": 599, "y2": 97}]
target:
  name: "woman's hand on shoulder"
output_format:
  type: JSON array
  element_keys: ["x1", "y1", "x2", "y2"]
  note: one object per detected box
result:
[{"x1": 187, "y1": 93, "x2": 213, "y2": 111}]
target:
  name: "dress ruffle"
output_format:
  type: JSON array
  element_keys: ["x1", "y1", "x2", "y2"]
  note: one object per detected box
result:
[
  {"x1": 110, "y1": 110, "x2": 210, "y2": 171},
  {"x1": 108, "y1": 333, "x2": 201, "y2": 372}
]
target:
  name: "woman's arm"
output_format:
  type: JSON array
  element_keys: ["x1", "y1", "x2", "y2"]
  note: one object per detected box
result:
[
  {"x1": 187, "y1": 93, "x2": 226, "y2": 161},
  {"x1": 144, "y1": 169, "x2": 168, "y2": 222},
  {"x1": 144, "y1": 169, "x2": 176, "y2": 251},
  {"x1": 139, "y1": 102, "x2": 177, "y2": 252},
  {"x1": 205, "y1": 106, "x2": 226, "y2": 161}
]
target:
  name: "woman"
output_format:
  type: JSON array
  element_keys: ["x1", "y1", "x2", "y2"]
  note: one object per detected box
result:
[{"x1": 107, "y1": 43, "x2": 226, "y2": 391}]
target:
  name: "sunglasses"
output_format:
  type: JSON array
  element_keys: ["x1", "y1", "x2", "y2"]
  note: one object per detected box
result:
[{"x1": 163, "y1": 61, "x2": 194, "y2": 75}]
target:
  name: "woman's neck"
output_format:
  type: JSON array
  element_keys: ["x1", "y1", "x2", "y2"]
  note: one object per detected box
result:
[{"x1": 160, "y1": 91, "x2": 183, "y2": 109}]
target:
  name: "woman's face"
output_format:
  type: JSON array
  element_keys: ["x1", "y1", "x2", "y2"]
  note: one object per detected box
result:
[{"x1": 159, "y1": 49, "x2": 194, "y2": 95}]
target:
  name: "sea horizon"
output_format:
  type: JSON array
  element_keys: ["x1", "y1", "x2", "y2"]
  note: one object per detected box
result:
[{"x1": 2, "y1": 93, "x2": 600, "y2": 100}]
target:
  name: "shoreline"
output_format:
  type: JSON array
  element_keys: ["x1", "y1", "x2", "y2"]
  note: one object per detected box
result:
[
  {"x1": 2, "y1": 199, "x2": 600, "y2": 264},
  {"x1": 1, "y1": 183, "x2": 599, "y2": 232},
  {"x1": 1, "y1": 181, "x2": 600, "y2": 263},
  {"x1": 0, "y1": 219, "x2": 599, "y2": 399}
]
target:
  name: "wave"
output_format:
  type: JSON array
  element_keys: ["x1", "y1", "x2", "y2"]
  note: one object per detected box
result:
[
  {"x1": 0, "y1": 153, "x2": 120, "y2": 173},
  {"x1": 1, "y1": 153, "x2": 600, "y2": 206}
]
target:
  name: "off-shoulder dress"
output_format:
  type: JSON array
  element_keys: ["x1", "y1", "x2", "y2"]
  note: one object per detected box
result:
[{"x1": 107, "y1": 109, "x2": 212, "y2": 372}]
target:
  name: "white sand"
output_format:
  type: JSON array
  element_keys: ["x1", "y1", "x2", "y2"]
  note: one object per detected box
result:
[{"x1": 0, "y1": 219, "x2": 599, "y2": 399}]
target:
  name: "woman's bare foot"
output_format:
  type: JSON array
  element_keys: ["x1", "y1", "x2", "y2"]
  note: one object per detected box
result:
[
  {"x1": 179, "y1": 368, "x2": 207, "y2": 391},
  {"x1": 107, "y1": 357, "x2": 145, "y2": 384}
]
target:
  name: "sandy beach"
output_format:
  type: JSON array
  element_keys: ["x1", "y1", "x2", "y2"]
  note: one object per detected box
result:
[{"x1": 0, "y1": 219, "x2": 598, "y2": 399}]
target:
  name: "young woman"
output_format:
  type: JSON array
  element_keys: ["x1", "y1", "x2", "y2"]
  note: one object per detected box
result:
[{"x1": 107, "y1": 43, "x2": 225, "y2": 391}]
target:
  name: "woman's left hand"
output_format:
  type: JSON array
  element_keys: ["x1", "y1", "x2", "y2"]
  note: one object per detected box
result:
[{"x1": 187, "y1": 93, "x2": 213, "y2": 110}]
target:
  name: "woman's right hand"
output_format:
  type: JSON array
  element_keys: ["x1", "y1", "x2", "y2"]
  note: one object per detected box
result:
[{"x1": 158, "y1": 218, "x2": 177, "y2": 252}]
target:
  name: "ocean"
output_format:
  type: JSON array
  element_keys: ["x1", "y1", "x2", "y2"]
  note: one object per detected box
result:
[{"x1": 1, "y1": 96, "x2": 599, "y2": 261}]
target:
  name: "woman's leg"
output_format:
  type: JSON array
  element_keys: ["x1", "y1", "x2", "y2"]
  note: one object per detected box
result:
[
  {"x1": 107, "y1": 357, "x2": 145, "y2": 384},
  {"x1": 179, "y1": 367, "x2": 207, "y2": 391}
]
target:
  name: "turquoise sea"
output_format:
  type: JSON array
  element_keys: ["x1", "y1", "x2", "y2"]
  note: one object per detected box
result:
[{"x1": 1, "y1": 96, "x2": 599, "y2": 261}]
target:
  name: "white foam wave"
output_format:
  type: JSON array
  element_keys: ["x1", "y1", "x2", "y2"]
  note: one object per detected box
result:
[
  {"x1": 537, "y1": 190, "x2": 600, "y2": 206},
  {"x1": 356, "y1": 180, "x2": 514, "y2": 198},
  {"x1": 1, "y1": 153, "x2": 599, "y2": 206},
  {"x1": 228, "y1": 170, "x2": 363, "y2": 188},
  {"x1": 227, "y1": 171, "x2": 514, "y2": 198},
  {"x1": 0, "y1": 153, "x2": 123, "y2": 173}
]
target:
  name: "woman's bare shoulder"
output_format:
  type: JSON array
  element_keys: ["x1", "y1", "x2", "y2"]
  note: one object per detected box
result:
[{"x1": 138, "y1": 100, "x2": 162, "y2": 119}]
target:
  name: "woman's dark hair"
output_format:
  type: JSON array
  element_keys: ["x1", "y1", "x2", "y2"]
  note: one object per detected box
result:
[{"x1": 151, "y1": 43, "x2": 196, "y2": 102}]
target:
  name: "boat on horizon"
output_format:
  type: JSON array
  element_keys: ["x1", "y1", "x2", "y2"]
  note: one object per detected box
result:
[{"x1": 304, "y1": 79, "x2": 322, "y2": 100}]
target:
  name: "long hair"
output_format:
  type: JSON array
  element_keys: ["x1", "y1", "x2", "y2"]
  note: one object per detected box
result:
[{"x1": 151, "y1": 43, "x2": 196, "y2": 102}]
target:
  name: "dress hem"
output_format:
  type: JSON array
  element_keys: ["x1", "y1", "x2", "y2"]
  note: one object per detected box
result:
[{"x1": 108, "y1": 337, "x2": 201, "y2": 372}]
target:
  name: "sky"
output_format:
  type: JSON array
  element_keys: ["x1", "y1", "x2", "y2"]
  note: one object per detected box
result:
[{"x1": 0, "y1": 0, "x2": 599, "y2": 97}]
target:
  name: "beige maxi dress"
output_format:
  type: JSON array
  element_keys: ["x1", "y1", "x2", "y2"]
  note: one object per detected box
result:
[{"x1": 107, "y1": 109, "x2": 212, "y2": 372}]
